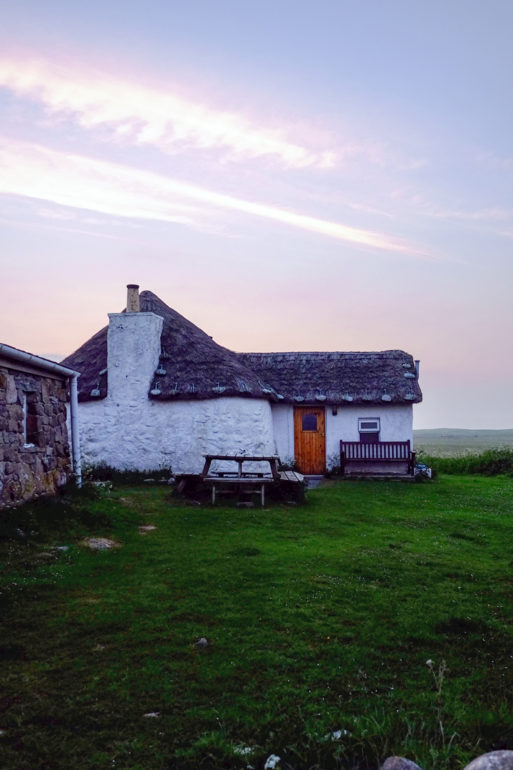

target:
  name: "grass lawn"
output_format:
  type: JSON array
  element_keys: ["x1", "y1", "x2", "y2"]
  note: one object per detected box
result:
[{"x1": 1, "y1": 476, "x2": 513, "y2": 769}]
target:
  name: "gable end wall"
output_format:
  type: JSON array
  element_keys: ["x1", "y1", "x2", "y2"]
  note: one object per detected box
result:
[{"x1": 0, "y1": 367, "x2": 71, "y2": 508}]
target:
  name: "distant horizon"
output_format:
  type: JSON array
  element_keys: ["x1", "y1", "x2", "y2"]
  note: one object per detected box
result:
[{"x1": 414, "y1": 427, "x2": 513, "y2": 433}]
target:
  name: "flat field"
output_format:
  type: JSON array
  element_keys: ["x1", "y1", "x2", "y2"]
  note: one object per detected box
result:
[
  {"x1": 414, "y1": 428, "x2": 513, "y2": 457},
  {"x1": 1, "y1": 477, "x2": 513, "y2": 769}
]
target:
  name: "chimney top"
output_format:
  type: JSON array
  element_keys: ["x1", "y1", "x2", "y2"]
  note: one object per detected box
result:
[{"x1": 126, "y1": 284, "x2": 140, "y2": 313}]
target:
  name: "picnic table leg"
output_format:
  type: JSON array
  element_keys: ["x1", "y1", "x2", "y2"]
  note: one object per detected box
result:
[
  {"x1": 261, "y1": 484, "x2": 265, "y2": 506},
  {"x1": 212, "y1": 484, "x2": 216, "y2": 505}
]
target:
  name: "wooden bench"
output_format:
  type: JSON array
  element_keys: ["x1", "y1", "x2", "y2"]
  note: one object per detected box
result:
[
  {"x1": 201, "y1": 454, "x2": 280, "y2": 505},
  {"x1": 340, "y1": 440, "x2": 415, "y2": 475}
]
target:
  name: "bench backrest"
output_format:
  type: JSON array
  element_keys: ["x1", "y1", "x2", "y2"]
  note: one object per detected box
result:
[{"x1": 340, "y1": 440, "x2": 411, "y2": 461}]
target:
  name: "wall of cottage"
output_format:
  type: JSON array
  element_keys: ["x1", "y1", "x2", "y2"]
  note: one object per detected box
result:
[
  {"x1": 77, "y1": 311, "x2": 276, "y2": 474},
  {"x1": 272, "y1": 403, "x2": 413, "y2": 472},
  {"x1": 0, "y1": 367, "x2": 71, "y2": 508},
  {"x1": 78, "y1": 396, "x2": 276, "y2": 475}
]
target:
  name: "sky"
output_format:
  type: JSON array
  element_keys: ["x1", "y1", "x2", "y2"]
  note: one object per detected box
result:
[{"x1": 1, "y1": 0, "x2": 512, "y2": 429}]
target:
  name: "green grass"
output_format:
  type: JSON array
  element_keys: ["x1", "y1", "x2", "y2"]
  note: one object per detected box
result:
[{"x1": 1, "y1": 477, "x2": 513, "y2": 769}]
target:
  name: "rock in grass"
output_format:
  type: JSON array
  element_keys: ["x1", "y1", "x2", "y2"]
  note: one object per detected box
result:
[
  {"x1": 80, "y1": 537, "x2": 121, "y2": 550},
  {"x1": 380, "y1": 758, "x2": 424, "y2": 770},
  {"x1": 464, "y1": 751, "x2": 513, "y2": 770},
  {"x1": 264, "y1": 755, "x2": 281, "y2": 769},
  {"x1": 194, "y1": 637, "x2": 208, "y2": 648}
]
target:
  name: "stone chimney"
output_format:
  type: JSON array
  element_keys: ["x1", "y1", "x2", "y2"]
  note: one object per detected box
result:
[
  {"x1": 126, "y1": 284, "x2": 140, "y2": 313},
  {"x1": 107, "y1": 286, "x2": 163, "y2": 402}
]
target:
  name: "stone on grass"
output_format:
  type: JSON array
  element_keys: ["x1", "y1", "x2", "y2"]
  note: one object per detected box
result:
[
  {"x1": 264, "y1": 755, "x2": 281, "y2": 769},
  {"x1": 464, "y1": 751, "x2": 513, "y2": 770},
  {"x1": 80, "y1": 537, "x2": 121, "y2": 550},
  {"x1": 92, "y1": 481, "x2": 112, "y2": 489},
  {"x1": 143, "y1": 711, "x2": 160, "y2": 718},
  {"x1": 380, "y1": 758, "x2": 424, "y2": 770},
  {"x1": 138, "y1": 525, "x2": 157, "y2": 534},
  {"x1": 194, "y1": 637, "x2": 208, "y2": 648}
]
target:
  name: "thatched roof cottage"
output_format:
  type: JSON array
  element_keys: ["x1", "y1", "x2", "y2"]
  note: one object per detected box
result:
[{"x1": 62, "y1": 286, "x2": 422, "y2": 476}]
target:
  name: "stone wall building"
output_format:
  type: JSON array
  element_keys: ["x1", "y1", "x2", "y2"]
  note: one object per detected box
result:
[{"x1": 0, "y1": 344, "x2": 81, "y2": 508}]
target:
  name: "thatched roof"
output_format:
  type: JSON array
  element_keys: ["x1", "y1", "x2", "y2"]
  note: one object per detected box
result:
[
  {"x1": 238, "y1": 351, "x2": 422, "y2": 405},
  {"x1": 62, "y1": 291, "x2": 273, "y2": 402},
  {"x1": 62, "y1": 290, "x2": 422, "y2": 405}
]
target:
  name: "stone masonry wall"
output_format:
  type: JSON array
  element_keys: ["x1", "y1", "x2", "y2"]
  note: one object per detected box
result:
[{"x1": 0, "y1": 366, "x2": 71, "y2": 508}]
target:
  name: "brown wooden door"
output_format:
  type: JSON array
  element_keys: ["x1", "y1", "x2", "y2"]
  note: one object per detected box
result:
[{"x1": 294, "y1": 407, "x2": 326, "y2": 474}]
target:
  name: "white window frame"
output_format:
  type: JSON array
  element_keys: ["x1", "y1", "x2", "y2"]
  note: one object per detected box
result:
[{"x1": 358, "y1": 417, "x2": 380, "y2": 434}]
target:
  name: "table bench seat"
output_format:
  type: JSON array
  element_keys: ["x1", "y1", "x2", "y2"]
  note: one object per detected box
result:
[{"x1": 201, "y1": 454, "x2": 281, "y2": 505}]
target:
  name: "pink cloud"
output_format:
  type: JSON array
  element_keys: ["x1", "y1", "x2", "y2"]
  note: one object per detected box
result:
[
  {"x1": 0, "y1": 139, "x2": 425, "y2": 254},
  {"x1": 0, "y1": 55, "x2": 337, "y2": 169}
]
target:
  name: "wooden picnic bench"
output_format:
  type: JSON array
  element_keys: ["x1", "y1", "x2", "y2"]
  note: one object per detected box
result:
[
  {"x1": 340, "y1": 440, "x2": 415, "y2": 475},
  {"x1": 201, "y1": 454, "x2": 281, "y2": 505}
]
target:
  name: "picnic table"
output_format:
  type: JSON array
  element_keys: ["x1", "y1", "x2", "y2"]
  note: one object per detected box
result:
[{"x1": 201, "y1": 454, "x2": 281, "y2": 505}]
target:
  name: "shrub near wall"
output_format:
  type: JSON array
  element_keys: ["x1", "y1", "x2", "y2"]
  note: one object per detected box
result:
[{"x1": 0, "y1": 367, "x2": 71, "y2": 508}]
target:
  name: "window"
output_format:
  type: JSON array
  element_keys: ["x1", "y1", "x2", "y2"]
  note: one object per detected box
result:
[
  {"x1": 302, "y1": 413, "x2": 318, "y2": 431},
  {"x1": 358, "y1": 417, "x2": 380, "y2": 444},
  {"x1": 23, "y1": 393, "x2": 39, "y2": 446}
]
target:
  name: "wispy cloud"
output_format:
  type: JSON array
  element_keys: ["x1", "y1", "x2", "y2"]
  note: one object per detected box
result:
[
  {"x1": 390, "y1": 187, "x2": 513, "y2": 226},
  {"x1": 0, "y1": 139, "x2": 423, "y2": 254},
  {"x1": 0, "y1": 56, "x2": 336, "y2": 169},
  {"x1": 428, "y1": 207, "x2": 513, "y2": 222},
  {"x1": 475, "y1": 150, "x2": 513, "y2": 173}
]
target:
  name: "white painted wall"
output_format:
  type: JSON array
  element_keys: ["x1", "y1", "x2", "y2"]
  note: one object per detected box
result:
[
  {"x1": 77, "y1": 310, "x2": 276, "y2": 474},
  {"x1": 271, "y1": 403, "x2": 413, "y2": 471},
  {"x1": 272, "y1": 404, "x2": 295, "y2": 466},
  {"x1": 326, "y1": 404, "x2": 413, "y2": 469},
  {"x1": 78, "y1": 395, "x2": 276, "y2": 474}
]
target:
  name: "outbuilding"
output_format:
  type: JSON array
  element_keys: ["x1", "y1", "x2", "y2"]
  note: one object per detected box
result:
[{"x1": 0, "y1": 344, "x2": 81, "y2": 508}]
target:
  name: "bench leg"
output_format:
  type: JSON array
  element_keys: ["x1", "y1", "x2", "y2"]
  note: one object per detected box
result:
[
  {"x1": 212, "y1": 484, "x2": 216, "y2": 505},
  {"x1": 261, "y1": 484, "x2": 265, "y2": 507}
]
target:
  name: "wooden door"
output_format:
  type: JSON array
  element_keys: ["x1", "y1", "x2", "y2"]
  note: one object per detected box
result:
[{"x1": 294, "y1": 407, "x2": 326, "y2": 474}]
